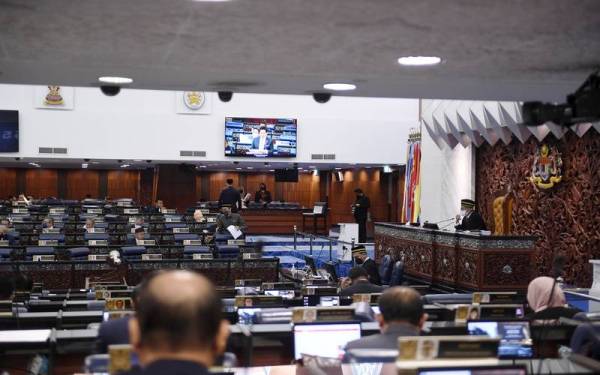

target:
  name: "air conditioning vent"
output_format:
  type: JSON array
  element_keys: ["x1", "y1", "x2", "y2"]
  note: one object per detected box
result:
[
  {"x1": 192, "y1": 151, "x2": 206, "y2": 157},
  {"x1": 53, "y1": 147, "x2": 67, "y2": 154},
  {"x1": 39, "y1": 147, "x2": 53, "y2": 154},
  {"x1": 323, "y1": 154, "x2": 336, "y2": 160},
  {"x1": 311, "y1": 154, "x2": 324, "y2": 160},
  {"x1": 180, "y1": 151, "x2": 193, "y2": 157}
]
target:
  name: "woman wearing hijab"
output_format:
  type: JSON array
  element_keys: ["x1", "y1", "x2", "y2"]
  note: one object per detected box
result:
[{"x1": 526, "y1": 276, "x2": 579, "y2": 321}]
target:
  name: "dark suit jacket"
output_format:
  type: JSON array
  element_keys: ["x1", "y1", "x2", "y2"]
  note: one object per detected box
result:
[
  {"x1": 455, "y1": 211, "x2": 486, "y2": 231},
  {"x1": 122, "y1": 359, "x2": 209, "y2": 375},
  {"x1": 353, "y1": 195, "x2": 370, "y2": 221},
  {"x1": 251, "y1": 136, "x2": 272, "y2": 152},
  {"x1": 97, "y1": 316, "x2": 130, "y2": 353},
  {"x1": 345, "y1": 322, "x2": 420, "y2": 351},
  {"x1": 340, "y1": 280, "x2": 384, "y2": 297},
  {"x1": 362, "y1": 258, "x2": 381, "y2": 285},
  {"x1": 254, "y1": 190, "x2": 272, "y2": 203},
  {"x1": 218, "y1": 186, "x2": 242, "y2": 212}
]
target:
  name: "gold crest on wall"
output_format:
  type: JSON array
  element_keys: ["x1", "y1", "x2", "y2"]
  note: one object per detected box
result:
[
  {"x1": 44, "y1": 85, "x2": 64, "y2": 105},
  {"x1": 529, "y1": 144, "x2": 563, "y2": 189}
]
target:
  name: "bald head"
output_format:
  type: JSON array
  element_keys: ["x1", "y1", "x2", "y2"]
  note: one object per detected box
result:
[
  {"x1": 378, "y1": 286, "x2": 424, "y2": 326},
  {"x1": 134, "y1": 271, "x2": 223, "y2": 351}
]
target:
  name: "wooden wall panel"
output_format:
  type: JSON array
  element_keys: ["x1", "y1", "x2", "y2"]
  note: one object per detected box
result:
[
  {"x1": 156, "y1": 165, "x2": 196, "y2": 212},
  {"x1": 107, "y1": 170, "x2": 139, "y2": 200},
  {"x1": 139, "y1": 168, "x2": 155, "y2": 206},
  {"x1": 245, "y1": 174, "x2": 276, "y2": 201},
  {"x1": 0, "y1": 168, "x2": 17, "y2": 199},
  {"x1": 476, "y1": 132, "x2": 600, "y2": 287},
  {"x1": 209, "y1": 172, "x2": 240, "y2": 201},
  {"x1": 24, "y1": 169, "x2": 58, "y2": 198},
  {"x1": 280, "y1": 173, "x2": 320, "y2": 207},
  {"x1": 65, "y1": 170, "x2": 100, "y2": 200}
]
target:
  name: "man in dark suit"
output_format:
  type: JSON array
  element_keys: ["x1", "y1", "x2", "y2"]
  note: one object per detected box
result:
[
  {"x1": 352, "y1": 188, "x2": 370, "y2": 243},
  {"x1": 251, "y1": 125, "x2": 272, "y2": 155},
  {"x1": 218, "y1": 178, "x2": 242, "y2": 212},
  {"x1": 455, "y1": 199, "x2": 486, "y2": 231},
  {"x1": 352, "y1": 245, "x2": 381, "y2": 285},
  {"x1": 340, "y1": 267, "x2": 384, "y2": 297},
  {"x1": 127, "y1": 270, "x2": 230, "y2": 375},
  {"x1": 344, "y1": 286, "x2": 426, "y2": 353}
]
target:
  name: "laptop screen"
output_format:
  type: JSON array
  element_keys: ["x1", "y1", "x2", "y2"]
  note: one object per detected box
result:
[
  {"x1": 264, "y1": 290, "x2": 295, "y2": 300},
  {"x1": 419, "y1": 366, "x2": 526, "y2": 375},
  {"x1": 293, "y1": 322, "x2": 361, "y2": 360},
  {"x1": 467, "y1": 321, "x2": 533, "y2": 358}
]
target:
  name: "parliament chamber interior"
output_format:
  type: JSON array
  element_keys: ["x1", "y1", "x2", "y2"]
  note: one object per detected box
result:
[{"x1": 1, "y1": 1, "x2": 600, "y2": 374}]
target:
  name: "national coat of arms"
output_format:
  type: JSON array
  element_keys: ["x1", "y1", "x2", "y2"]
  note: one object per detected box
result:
[
  {"x1": 44, "y1": 85, "x2": 64, "y2": 105},
  {"x1": 529, "y1": 144, "x2": 563, "y2": 189},
  {"x1": 183, "y1": 91, "x2": 205, "y2": 110}
]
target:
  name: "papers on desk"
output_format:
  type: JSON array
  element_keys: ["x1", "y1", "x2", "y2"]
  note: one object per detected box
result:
[
  {"x1": 0, "y1": 329, "x2": 51, "y2": 343},
  {"x1": 227, "y1": 225, "x2": 243, "y2": 239}
]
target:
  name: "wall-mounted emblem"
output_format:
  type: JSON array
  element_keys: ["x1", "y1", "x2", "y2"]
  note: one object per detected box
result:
[
  {"x1": 44, "y1": 85, "x2": 64, "y2": 105},
  {"x1": 183, "y1": 91, "x2": 205, "y2": 110},
  {"x1": 530, "y1": 144, "x2": 563, "y2": 189}
]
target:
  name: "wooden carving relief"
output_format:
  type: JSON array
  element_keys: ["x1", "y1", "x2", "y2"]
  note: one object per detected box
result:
[
  {"x1": 434, "y1": 246, "x2": 456, "y2": 282},
  {"x1": 375, "y1": 234, "x2": 433, "y2": 277},
  {"x1": 457, "y1": 250, "x2": 479, "y2": 286},
  {"x1": 476, "y1": 132, "x2": 600, "y2": 287},
  {"x1": 482, "y1": 253, "x2": 531, "y2": 286}
]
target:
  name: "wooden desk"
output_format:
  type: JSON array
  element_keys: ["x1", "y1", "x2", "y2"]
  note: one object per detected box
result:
[
  {"x1": 374, "y1": 223, "x2": 535, "y2": 291},
  {"x1": 241, "y1": 208, "x2": 311, "y2": 234}
]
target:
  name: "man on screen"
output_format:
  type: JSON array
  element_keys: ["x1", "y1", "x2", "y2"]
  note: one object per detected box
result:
[{"x1": 251, "y1": 125, "x2": 272, "y2": 155}]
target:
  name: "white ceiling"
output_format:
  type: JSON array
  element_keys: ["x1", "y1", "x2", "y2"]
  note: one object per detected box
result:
[{"x1": 0, "y1": 0, "x2": 599, "y2": 101}]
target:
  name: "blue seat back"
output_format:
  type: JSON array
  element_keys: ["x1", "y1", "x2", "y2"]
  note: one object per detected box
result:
[
  {"x1": 84, "y1": 233, "x2": 110, "y2": 241},
  {"x1": 39, "y1": 233, "x2": 65, "y2": 242},
  {"x1": 389, "y1": 261, "x2": 404, "y2": 286},
  {"x1": 379, "y1": 254, "x2": 394, "y2": 285},
  {"x1": 174, "y1": 233, "x2": 199, "y2": 242},
  {"x1": 217, "y1": 245, "x2": 239, "y2": 259},
  {"x1": 69, "y1": 247, "x2": 90, "y2": 259}
]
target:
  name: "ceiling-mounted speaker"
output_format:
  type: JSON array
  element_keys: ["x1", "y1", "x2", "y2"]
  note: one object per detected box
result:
[
  {"x1": 100, "y1": 85, "x2": 121, "y2": 96},
  {"x1": 218, "y1": 91, "x2": 233, "y2": 102},
  {"x1": 313, "y1": 92, "x2": 331, "y2": 104}
]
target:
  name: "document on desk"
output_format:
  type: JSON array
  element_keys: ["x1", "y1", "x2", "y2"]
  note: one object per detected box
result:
[
  {"x1": 227, "y1": 225, "x2": 243, "y2": 239},
  {"x1": 0, "y1": 329, "x2": 51, "y2": 343}
]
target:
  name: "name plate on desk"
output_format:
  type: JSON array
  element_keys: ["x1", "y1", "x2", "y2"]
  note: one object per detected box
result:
[
  {"x1": 12, "y1": 208, "x2": 28, "y2": 214},
  {"x1": 33, "y1": 255, "x2": 55, "y2": 262},
  {"x1": 302, "y1": 286, "x2": 338, "y2": 295},
  {"x1": 242, "y1": 253, "x2": 262, "y2": 260},
  {"x1": 472, "y1": 292, "x2": 520, "y2": 305},
  {"x1": 303, "y1": 278, "x2": 330, "y2": 286},
  {"x1": 183, "y1": 239, "x2": 202, "y2": 246},
  {"x1": 262, "y1": 282, "x2": 295, "y2": 290},
  {"x1": 88, "y1": 254, "x2": 108, "y2": 261},
  {"x1": 206, "y1": 217, "x2": 216, "y2": 223},
  {"x1": 200, "y1": 209, "x2": 210, "y2": 214},
  {"x1": 123, "y1": 208, "x2": 139, "y2": 214},
  {"x1": 398, "y1": 336, "x2": 499, "y2": 361},
  {"x1": 192, "y1": 253, "x2": 213, "y2": 260},
  {"x1": 292, "y1": 307, "x2": 355, "y2": 323},
  {"x1": 173, "y1": 227, "x2": 189, "y2": 233},
  {"x1": 42, "y1": 228, "x2": 61, "y2": 234},
  {"x1": 49, "y1": 207, "x2": 65, "y2": 214},
  {"x1": 234, "y1": 295, "x2": 283, "y2": 307},
  {"x1": 87, "y1": 228, "x2": 106, "y2": 233},
  {"x1": 105, "y1": 298, "x2": 133, "y2": 311},
  {"x1": 352, "y1": 293, "x2": 382, "y2": 304},
  {"x1": 96, "y1": 290, "x2": 133, "y2": 300},
  {"x1": 228, "y1": 239, "x2": 246, "y2": 246},
  {"x1": 88, "y1": 240, "x2": 108, "y2": 246},
  {"x1": 235, "y1": 279, "x2": 262, "y2": 287},
  {"x1": 161, "y1": 209, "x2": 176, "y2": 214},
  {"x1": 128, "y1": 217, "x2": 137, "y2": 224},
  {"x1": 142, "y1": 253, "x2": 162, "y2": 261},
  {"x1": 136, "y1": 240, "x2": 156, "y2": 246},
  {"x1": 165, "y1": 217, "x2": 178, "y2": 223},
  {"x1": 38, "y1": 239, "x2": 58, "y2": 246},
  {"x1": 0, "y1": 240, "x2": 8, "y2": 247},
  {"x1": 87, "y1": 208, "x2": 103, "y2": 214}
]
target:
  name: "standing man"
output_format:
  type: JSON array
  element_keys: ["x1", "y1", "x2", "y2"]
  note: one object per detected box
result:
[
  {"x1": 455, "y1": 199, "x2": 486, "y2": 231},
  {"x1": 352, "y1": 188, "x2": 370, "y2": 243},
  {"x1": 218, "y1": 178, "x2": 242, "y2": 212}
]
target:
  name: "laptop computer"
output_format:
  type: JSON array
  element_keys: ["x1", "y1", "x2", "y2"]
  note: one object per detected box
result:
[
  {"x1": 467, "y1": 320, "x2": 533, "y2": 359},
  {"x1": 293, "y1": 321, "x2": 361, "y2": 360}
]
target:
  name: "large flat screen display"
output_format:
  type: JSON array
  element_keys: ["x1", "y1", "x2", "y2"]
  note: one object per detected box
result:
[
  {"x1": 225, "y1": 117, "x2": 297, "y2": 158},
  {"x1": 0, "y1": 110, "x2": 19, "y2": 153}
]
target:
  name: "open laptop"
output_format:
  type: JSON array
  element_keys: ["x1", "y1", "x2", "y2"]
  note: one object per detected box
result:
[
  {"x1": 467, "y1": 320, "x2": 533, "y2": 359},
  {"x1": 418, "y1": 365, "x2": 526, "y2": 375},
  {"x1": 264, "y1": 290, "x2": 295, "y2": 300},
  {"x1": 293, "y1": 321, "x2": 361, "y2": 360}
]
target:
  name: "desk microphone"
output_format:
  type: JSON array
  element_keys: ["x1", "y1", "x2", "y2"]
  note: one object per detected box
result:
[{"x1": 434, "y1": 217, "x2": 457, "y2": 224}]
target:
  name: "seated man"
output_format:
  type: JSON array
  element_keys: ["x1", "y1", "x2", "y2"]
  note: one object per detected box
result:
[
  {"x1": 42, "y1": 217, "x2": 55, "y2": 230},
  {"x1": 127, "y1": 270, "x2": 230, "y2": 375},
  {"x1": 215, "y1": 204, "x2": 247, "y2": 235},
  {"x1": 192, "y1": 209, "x2": 204, "y2": 223},
  {"x1": 352, "y1": 245, "x2": 381, "y2": 285},
  {"x1": 133, "y1": 227, "x2": 147, "y2": 245},
  {"x1": 0, "y1": 223, "x2": 19, "y2": 245},
  {"x1": 0, "y1": 276, "x2": 14, "y2": 301},
  {"x1": 340, "y1": 267, "x2": 384, "y2": 297},
  {"x1": 344, "y1": 286, "x2": 426, "y2": 352},
  {"x1": 134, "y1": 217, "x2": 145, "y2": 229},
  {"x1": 83, "y1": 218, "x2": 96, "y2": 232}
]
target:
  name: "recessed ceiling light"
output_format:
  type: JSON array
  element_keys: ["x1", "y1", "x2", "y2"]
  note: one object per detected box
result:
[
  {"x1": 81, "y1": 163, "x2": 88, "y2": 169},
  {"x1": 98, "y1": 76, "x2": 133, "y2": 84},
  {"x1": 323, "y1": 83, "x2": 356, "y2": 91},
  {"x1": 121, "y1": 164, "x2": 130, "y2": 168},
  {"x1": 247, "y1": 166, "x2": 253, "y2": 169},
  {"x1": 269, "y1": 169, "x2": 275, "y2": 172},
  {"x1": 236, "y1": 167, "x2": 242, "y2": 170},
  {"x1": 397, "y1": 56, "x2": 442, "y2": 66},
  {"x1": 199, "y1": 165, "x2": 207, "y2": 168}
]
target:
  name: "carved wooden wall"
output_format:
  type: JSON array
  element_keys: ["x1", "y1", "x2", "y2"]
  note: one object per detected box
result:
[{"x1": 476, "y1": 131, "x2": 600, "y2": 287}]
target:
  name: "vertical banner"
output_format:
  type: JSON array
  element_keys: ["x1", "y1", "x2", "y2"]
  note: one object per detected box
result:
[{"x1": 402, "y1": 129, "x2": 421, "y2": 223}]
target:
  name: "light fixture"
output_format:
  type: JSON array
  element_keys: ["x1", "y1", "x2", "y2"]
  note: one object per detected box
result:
[
  {"x1": 323, "y1": 83, "x2": 356, "y2": 91},
  {"x1": 98, "y1": 76, "x2": 133, "y2": 84},
  {"x1": 247, "y1": 166, "x2": 253, "y2": 170},
  {"x1": 269, "y1": 169, "x2": 275, "y2": 172},
  {"x1": 81, "y1": 163, "x2": 88, "y2": 169},
  {"x1": 312, "y1": 170, "x2": 319, "y2": 176},
  {"x1": 236, "y1": 167, "x2": 242, "y2": 170},
  {"x1": 383, "y1": 165, "x2": 392, "y2": 173},
  {"x1": 397, "y1": 56, "x2": 442, "y2": 66},
  {"x1": 28, "y1": 162, "x2": 40, "y2": 167},
  {"x1": 335, "y1": 167, "x2": 342, "y2": 170},
  {"x1": 199, "y1": 165, "x2": 207, "y2": 168},
  {"x1": 120, "y1": 164, "x2": 130, "y2": 168}
]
